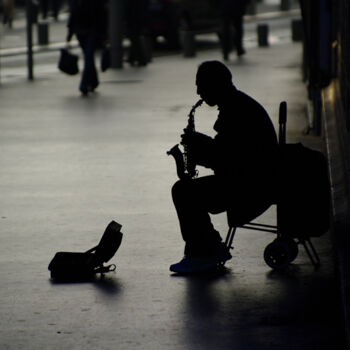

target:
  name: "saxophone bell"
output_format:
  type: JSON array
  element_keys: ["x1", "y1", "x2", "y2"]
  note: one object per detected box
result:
[
  {"x1": 167, "y1": 144, "x2": 188, "y2": 180},
  {"x1": 167, "y1": 99, "x2": 203, "y2": 179}
]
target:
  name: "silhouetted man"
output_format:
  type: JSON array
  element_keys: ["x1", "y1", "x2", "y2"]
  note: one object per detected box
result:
[{"x1": 170, "y1": 60, "x2": 278, "y2": 273}]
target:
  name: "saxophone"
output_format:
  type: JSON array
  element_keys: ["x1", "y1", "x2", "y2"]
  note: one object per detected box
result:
[{"x1": 167, "y1": 99, "x2": 203, "y2": 180}]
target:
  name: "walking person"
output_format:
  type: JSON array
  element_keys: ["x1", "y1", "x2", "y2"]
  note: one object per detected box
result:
[
  {"x1": 66, "y1": 0, "x2": 108, "y2": 96},
  {"x1": 40, "y1": 0, "x2": 62, "y2": 21},
  {"x1": 169, "y1": 61, "x2": 278, "y2": 273},
  {"x1": 125, "y1": 0, "x2": 150, "y2": 66},
  {"x1": 220, "y1": 0, "x2": 250, "y2": 60},
  {"x1": 51, "y1": 0, "x2": 62, "y2": 21},
  {"x1": 3, "y1": 0, "x2": 15, "y2": 28}
]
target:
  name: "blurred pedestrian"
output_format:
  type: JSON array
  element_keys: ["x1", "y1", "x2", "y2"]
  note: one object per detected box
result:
[
  {"x1": 3, "y1": 0, "x2": 15, "y2": 28},
  {"x1": 40, "y1": 0, "x2": 62, "y2": 21},
  {"x1": 66, "y1": 0, "x2": 108, "y2": 96},
  {"x1": 220, "y1": 0, "x2": 250, "y2": 60},
  {"x1": 125, "y1": 0, "x2": 150, "y2": 66}
]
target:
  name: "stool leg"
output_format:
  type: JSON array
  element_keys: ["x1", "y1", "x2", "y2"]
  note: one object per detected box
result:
[
  {"x1": 225, "y1": 227, "x2": 237, "y2": 250},
  {"x1": 300, "y1": 238, "x2": 321, "y2": 268}
]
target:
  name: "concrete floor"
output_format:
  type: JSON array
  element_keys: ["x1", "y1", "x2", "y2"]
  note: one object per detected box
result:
[{"x1": 0, "y1": 41, "x2": 346, "y2": 349}]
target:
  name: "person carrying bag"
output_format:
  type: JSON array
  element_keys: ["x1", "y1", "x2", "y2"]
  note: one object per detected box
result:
[{"x1": 66, "y1": 0, "x2": 108, "y2": 96}]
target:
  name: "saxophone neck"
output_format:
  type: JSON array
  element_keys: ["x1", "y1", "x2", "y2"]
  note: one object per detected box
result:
[
  {"x1": 195, "y1": 99, "x2": 204, "y2": 108},
  {"x1": 190, "y1": 99, "x2": 203, "y2": 116},
  {"x1": 187, "y1": 99, "x2": 203, "y2": 131}
]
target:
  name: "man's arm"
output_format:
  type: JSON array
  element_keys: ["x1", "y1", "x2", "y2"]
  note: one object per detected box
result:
[{"x1": 182, "y1": 132, "x2": 216, "y2": 169}]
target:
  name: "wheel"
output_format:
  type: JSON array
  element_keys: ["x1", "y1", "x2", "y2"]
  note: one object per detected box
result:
[{"x1": 263, "y1": 238, "x2": 295, "y2": 270}]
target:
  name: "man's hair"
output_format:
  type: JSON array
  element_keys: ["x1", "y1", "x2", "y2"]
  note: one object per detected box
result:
[{"x1": 196, "y1": 60, "x2": 233, "y2": 87}]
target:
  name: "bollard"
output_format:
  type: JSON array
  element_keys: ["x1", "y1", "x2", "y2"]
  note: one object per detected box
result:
[
  {"x1": 291, "y1": 19, "x2": 303, "y2": 42},
  {"x1": 182, "y1": 31, "x2": 196, "y2": 57},
  {"x1": 257, "y1": 24, "x2": 269, "y2": 47},
  {"x1": 37, "y1": 21, "x2": 49, "y2": 45}
]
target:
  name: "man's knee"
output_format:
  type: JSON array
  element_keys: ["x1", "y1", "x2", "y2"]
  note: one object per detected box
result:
[
  {"x1": 172, "y1": 180, "x2": 196, "y2": 206},
  {"x1": 172, "y1": 180, "x2": 188, "y2": 199}
]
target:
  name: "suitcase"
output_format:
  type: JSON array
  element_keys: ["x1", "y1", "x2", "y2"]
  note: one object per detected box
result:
[{"x1": 48, "y1": 221, "x2": 123, "y2": 281}]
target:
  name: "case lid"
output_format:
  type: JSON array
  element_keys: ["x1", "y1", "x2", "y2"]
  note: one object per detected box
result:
[{"x1": 92, "y1": 221, "x2": 123, "y2": 265}]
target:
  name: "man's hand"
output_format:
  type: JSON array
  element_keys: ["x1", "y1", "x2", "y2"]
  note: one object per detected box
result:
[
  {"x1": 181, "y1": 132, "x2": 214, "y2": 168},
  {"x1": 181, "y1": 131, "x2": 212, "y2": 148}
]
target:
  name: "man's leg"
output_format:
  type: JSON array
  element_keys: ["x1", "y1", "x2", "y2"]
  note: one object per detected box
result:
[
  {"x1": 40, "y1": 0, "x2": 49, "y2": 19},
  {"x1": 232, "y1": 15, "x2": 245, "y2": 56},
  {"x1": 220, "y1": 15, "x2": 233, "y2": 61},
  {"x1": 172, "y1": 176, "x2": 229, "y2": 257},
  {"x1": 77, "y1": 34, "x2": 99, "y2": 95}
]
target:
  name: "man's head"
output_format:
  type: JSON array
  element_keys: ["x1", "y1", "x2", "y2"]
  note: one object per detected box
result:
[{"x1": 196, "y1": 60, "x2": 234, "y2": 106}]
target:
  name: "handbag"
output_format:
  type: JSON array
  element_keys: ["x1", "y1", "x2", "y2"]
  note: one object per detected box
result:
[
  {"x1": 58, "y1": 48, "x2": 79, "y2": 75},
  {"x1": 48, "y1": 221, "x2": 123, "y2": 281}
]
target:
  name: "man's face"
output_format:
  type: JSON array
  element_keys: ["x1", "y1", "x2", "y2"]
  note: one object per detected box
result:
[{"x1": 196, "y1": 79, "x2": 219, "y2": 107}]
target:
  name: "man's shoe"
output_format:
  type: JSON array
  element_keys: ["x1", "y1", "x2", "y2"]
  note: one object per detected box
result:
[
  {"x1": 237, "y1": 47, "x2": 246, "y2": 57},
  {"x1": 80, "y1": 87, "x2": 88, "y2": 97},
  {"x1": 214, "y1": 242, "x2": 232, "y2": 264},
  {"x1": 170, "y1": 256, "x2": 218, "y2": 274},
  {"x1": 170, "y1": 243, "x2": 232, "y2": 274}
]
